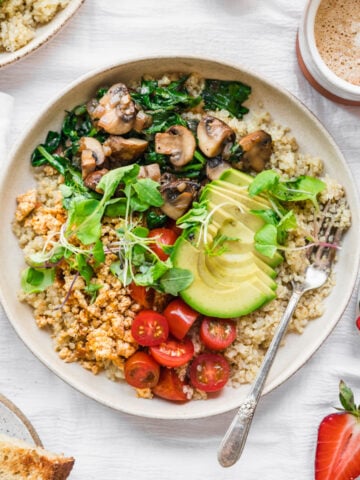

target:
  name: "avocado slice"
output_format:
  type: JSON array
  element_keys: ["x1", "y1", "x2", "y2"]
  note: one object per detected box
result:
[
  {"x1": 208, "y1": 201, "x2": 265, "y2": 233},
  {"x1": 205, "y1": 254, "x2": 277, "y2": 290},
  {"x1": 219, "y1": 168, "x2": 254, "y2": 187},
  {"x1": 205, "y1": 205, "x2": 283, "y2": 267},
  {"x1": 172, "y1": 237, "x2": 276, "y2": 318},
  {"x1": 203, "y1": 184, "x2": 270, "y2": 210},
  {"x1": 207, "y1": 251, "x2": 277, "y2": 279}
]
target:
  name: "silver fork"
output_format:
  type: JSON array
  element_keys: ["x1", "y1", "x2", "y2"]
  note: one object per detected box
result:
[{"x1": 218, "y1": 212, "x2": 342, "y2": 468}]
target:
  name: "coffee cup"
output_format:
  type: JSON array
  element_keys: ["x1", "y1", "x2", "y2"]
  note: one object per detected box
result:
[{"x1": 297, "y1": 0, "x2": 360, "y2": 105}]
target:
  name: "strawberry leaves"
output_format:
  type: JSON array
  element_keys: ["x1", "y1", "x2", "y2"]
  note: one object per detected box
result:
[
  {"x1": 315, "y1": 381, "x2": 360, "y2": 480},
  {"x1": 338, "y1": 380, "x2": 360, "y2": 416}
]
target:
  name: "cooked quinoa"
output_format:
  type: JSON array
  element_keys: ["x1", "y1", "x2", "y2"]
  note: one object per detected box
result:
[
  {"x1": 0, "y1": 0, "x2": 70, "y2": 52},
  {"x1": 12, "y1": 74, "x2": 351, "y2": 400}
]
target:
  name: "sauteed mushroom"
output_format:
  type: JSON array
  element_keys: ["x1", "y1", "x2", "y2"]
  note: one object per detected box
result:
[
  {"x1": 155, "y1": 125, "x2": 196, "y2": 168},
  {"x1": 160, "y1": 174, "x2": 200, "y2": 220},
  {"x1": 103, "y1": 136, "x2": 148, "y2": 167},
  {"x1": 197, "y1": 115, "x2": 234, "y2": 158},
  {"x1": 133, "y1": 110, "x2": 153, "y2": 133},
  {"x1": 95, "y1": 83, "x2": 137, "y2": 135},
  {"x1": 79, "y1": 137, "x2": 106, "y2": 179},
  {"x1": 236, "y1": 130, "x2": 272, "y2": 172},
  {"x1": 84, "y1": 168, "x2": 109, "y2": 192},
  {"x1": 138, "y1": 163, "x2": 161, "y2": 182},
  {"x1": 206, "y1": 157, "x2": 231, "y2": 181}
]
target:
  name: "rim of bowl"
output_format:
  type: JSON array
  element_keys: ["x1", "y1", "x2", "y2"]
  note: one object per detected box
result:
[
  {"x1": 0, "y1": 0, "x2": 86, "y2": 69},
  {"x1": 2, "y1": 55, "x2": 360, "y2": 419}
]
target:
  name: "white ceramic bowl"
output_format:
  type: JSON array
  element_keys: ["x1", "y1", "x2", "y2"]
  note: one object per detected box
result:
[
  {"x1": 1, "y1": 56, "x2": 359, "y2": 419},
  {"x1": 297, "y1": 0, "x2": 360, "y2": 105},
  {"x1": 0, "y1": 0, "x2": 85, "y2": 69}
]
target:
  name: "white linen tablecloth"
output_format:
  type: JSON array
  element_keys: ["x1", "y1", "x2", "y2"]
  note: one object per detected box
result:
[{"x1": 0, "y1": 1, "x2": 359, "y2": 478}]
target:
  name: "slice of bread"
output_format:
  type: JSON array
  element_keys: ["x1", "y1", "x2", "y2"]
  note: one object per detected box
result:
[{"x1": 0, "y1": 433, "x2": 74, "y2": 480}]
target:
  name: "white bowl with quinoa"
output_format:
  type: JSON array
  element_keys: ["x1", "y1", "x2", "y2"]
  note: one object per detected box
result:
[
  {"x1": 0, "y1": 0, "x2": 85, "y2": 68},
  {"x1": 1, "y1": 56, "x2": 359, "y2": 419}
]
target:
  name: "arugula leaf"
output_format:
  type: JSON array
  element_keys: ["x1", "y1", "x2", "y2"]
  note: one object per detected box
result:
[
  {"x1": 248, "y1": 170, "x2": 326, "y2": 209},
  {"x1": 67, "y1": 165, "x2": 139, "y2": 245},
  {"x1": 93, "y1": 239, "x2": 105, "y2": 265},
  {"x1": 21, "y1": 267, "x2": 55, "y2": 294},
  {"x1": 254, "y1": 224, "x2": 279, "y2": 258},
  {"x1": 277, "y1": 210, "x2": 297, "y2": 244},
  {"x1": 176, "y1": 201, "x2": 208, "y2": 229},
  {"x1": 67, "y1": 198, "x2": 103, "y2": 245},
  {"x1": 274, "y1": 176, "x2": 326, "y2": 209},
  {"x1": 201, "y1": 79, "x2": 251, "y2": 118},
  {"x1": 135, "y1": 261, "x2": 170, "y2": 286},
  {"x1": 97, "y1": 164, "x2": 140, "y2": 201},
  {"x1": 75, "y1": 253, "x2": 94, "y2": 284},
  {"x1": 250, "y1": 208, "x2": 279, "y2": 226},
  {"x1": 159, "y1": 268, "x2": 194, "y2": 295},
  {"x1": 248, "y1": 170, "x2": 280, "y2": 197},
  {"x1": 104, "y1": 198, "x2": 127, "y2": 217},
  {"x1": 132, "y1": 178, "x2": 164, "y2": 207}
]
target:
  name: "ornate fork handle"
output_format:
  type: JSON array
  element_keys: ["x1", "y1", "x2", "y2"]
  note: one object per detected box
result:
[{"x1": 218, "y1": 290, "x2": 303, "y2": 468}]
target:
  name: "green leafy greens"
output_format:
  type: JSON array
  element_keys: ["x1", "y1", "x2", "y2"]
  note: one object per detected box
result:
[
  {"x1": 201, "y1": 79, "x2": 251, "y2": 118},
  {"x1": 249, "y1": 170, "x2": 326, "y2": 258}
]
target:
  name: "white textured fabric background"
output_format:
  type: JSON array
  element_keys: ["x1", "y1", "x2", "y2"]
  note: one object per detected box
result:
[{"x1": 0, "y1": 0, "x2": 359, "y2": 478}]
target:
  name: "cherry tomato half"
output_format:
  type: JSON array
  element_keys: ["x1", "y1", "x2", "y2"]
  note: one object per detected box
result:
[
  {"x1": 152, "y1": 367, "x2": 188, "y2": 402},
  {"x1": 189, "y1": 353, "x2": 230, "y2": 392},
  {"x1": 200, "y1": 317, "x2": 237, "y2": 351},
  {"x1": 148, "y1": 228, "x2": 178, "y2": 261},
  {"x1": 124, "y1": 351, "x2": 160, "y2": 389},
  {"x1": 149, "y1": 336, "x2": 194, "y2": 367},
  {"x1": 128, "y1": 282, "x2": 154, "y2": 309},
  {"x1": 131, "y1": 310, "x2": 169, "y2": 347},
  {"x1": 164, "y1": 299, "x2": 199, "y2": 340}
]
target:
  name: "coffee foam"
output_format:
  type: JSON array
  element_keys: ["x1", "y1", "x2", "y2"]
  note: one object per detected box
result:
[{"x1": 314, "y1": 0, "x2": 360, "y2": 86}]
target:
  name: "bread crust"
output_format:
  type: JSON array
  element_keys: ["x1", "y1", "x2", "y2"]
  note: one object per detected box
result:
[{"x1": 0, "y1": 435, "x2": 74, "y2": 480}]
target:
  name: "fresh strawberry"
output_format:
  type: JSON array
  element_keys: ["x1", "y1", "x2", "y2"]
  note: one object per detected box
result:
[{"x1": 315, "y1": 381, "x2": 360, "y2": 480}]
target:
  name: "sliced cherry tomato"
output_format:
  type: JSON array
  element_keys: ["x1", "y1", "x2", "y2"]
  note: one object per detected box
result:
[
  {"x1": 152, "y1": 367, "x2": 188, "y2": 402},
  {"x1": 200, "y1": 317, "x2": 237, "y2": 351},
  {"x1": 128, "y1": 282, "x2": 154, "y2": 309},
  {"x1": 164, "y1": 299, "x2": 199, "y2": 340},
  {"x1": 149, "y1": 336, "x2": 194, "y2": 367},
  {"x1": 148, "y1": 228, "x2": 178, "y2": 261},
  {"x1": 124, "y1": 351, "x2": 160, "y2": 389},
  {"x1": 131, "y1": 310, "x2": 169, "y2": 347},
  {"x1": 189, "y1": 353, "x2": 230, "y2": 392}
]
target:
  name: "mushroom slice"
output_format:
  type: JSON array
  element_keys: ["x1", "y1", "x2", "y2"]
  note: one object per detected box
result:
[
  {"x1": 237, "y1": 130, "x2": 272, "y2": 172},
  {"x1": 155, "y1": 125, "x2": 196, "y2": 168},
  {"x1": 197, "y1": 116, "x2": 235, "y2": 158},
  {"x1": 79, "y1": 137, "x2": 106, "y2": 166},
  {"x1": 86, "y1": 98, "x2": 104, "y2": 120},
  {"x1": 133, "y1": 110, "x2": 153, "y2": 133},
  {"x1": 97, "y1": 83, "x2": 136, "y2": 135},
  {"x1": 160, "y1": 174, "x2": 200, "y2": 220},
  {"x1": 103, "y1": 136, "x2": 149, "y2": 167},
  {"x1": 81, "y1": 150, "x2": 96, "y2": 179},
  {"x1": 84, "y1": 169, "x2": 109, "y2": 192},
  {"x1": 206, "y1": 157, "x2": 231, "y2": 181},
  {"x1": 138, "y1": 163, "x2": 161, "y2": 182}
]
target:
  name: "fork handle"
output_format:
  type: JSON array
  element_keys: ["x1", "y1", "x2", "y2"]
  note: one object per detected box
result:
[{"x1": 218, "y1": 291, "x2": 303, "y2": 468}]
